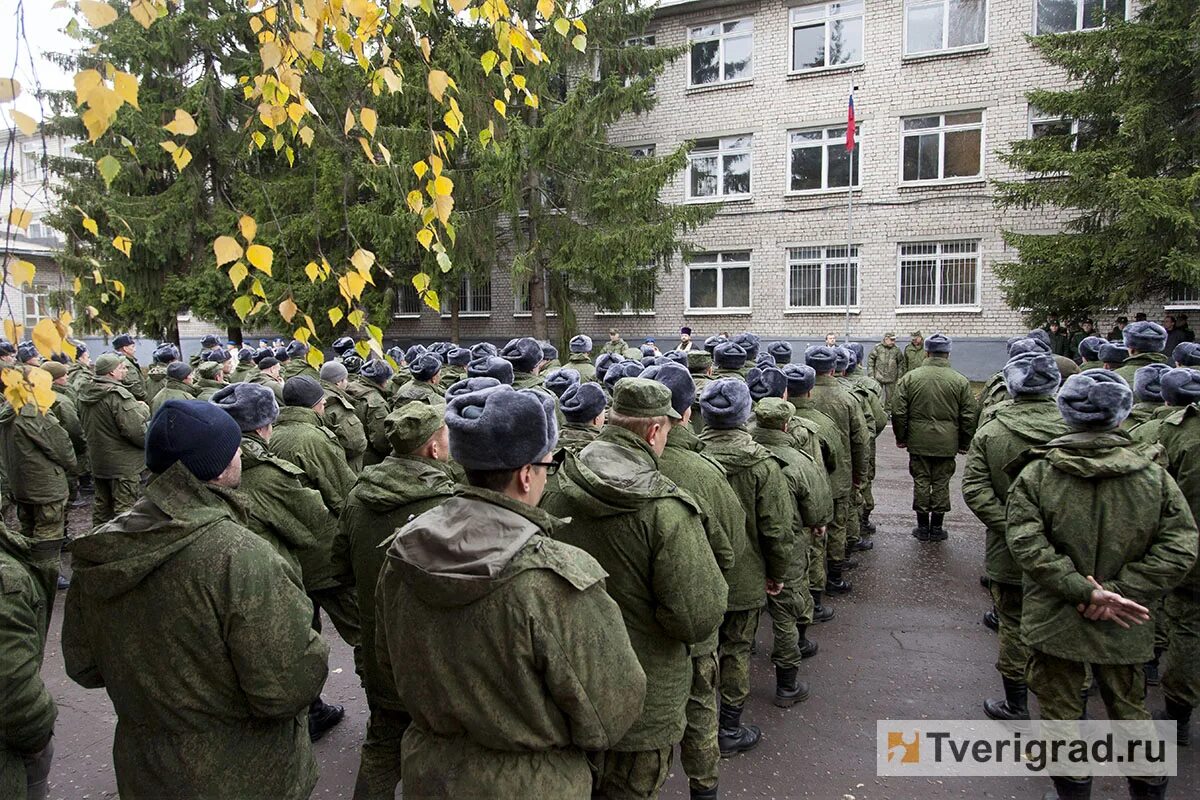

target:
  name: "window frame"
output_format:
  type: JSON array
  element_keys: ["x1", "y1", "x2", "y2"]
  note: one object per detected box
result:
[
  {"x1": 440, "y1": 274, "x2": 492, "y2": 318},
  {"x1": 1033, "y1": 0, "x2": 1129, "y2": 35},
  {"x1": 786, "y1": 124, "x2": 862, "y2": 195},
  {"x1": 1165, "y1": 283, "x2": 1200, "y2": 311},
  {"x1": 513, "y1": 277, "x2": 559, "y2": 318},
  {"x1": 394, "y1": 279, "x2": 423, "y2": 318},
  {"x1": 784, "y1": 245, "x2": 861, "y2": 312},
  {"x1": 687, "y1": 17, "x2": 754, "y2": 88},
  {"x1": 685, "y1": 250, "x2": 753, "y2": 314},
  {"x1": 788, "y1": 1, "x2": 866, "y2": 76},
  {"x1": 898, "y1": 110, "x2": 986, "y2": 186},
  {"x1": 902, "y1": 0, "x2": 989, "y2": 57},
  {"x1": 595, "y1": 266, "x2": 657, "y2": 316},
  {"x1": 22, "y1": 283, "x2": 71, "y2": 327},
  {"x1": 20, "y1": 145, "x2": 41, "y2": 184},
  {"x1": 895, "y1": 240, "x2": 982, "y2": 311},
  {"x1": 621, "y1": 34, "x2": 657, "y2": 90},
  {"x1": 685, "y1": 135, "x2": 753, "y2": 203}
]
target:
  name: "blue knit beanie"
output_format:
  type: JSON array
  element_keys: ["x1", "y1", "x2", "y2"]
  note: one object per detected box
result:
[
  {"x1": 569, "y1": 334, "x2": 593, "y2": 354},
  {"x1": 1058, "y1": 370, "x2": 1133, "y2": 430},
  {"x1": 1133, "y1": 363, "x2": 1171, "y2": 403},
  {"x1": 1123, "y1": 321, "x2": 1168, "y2": 353},
  {"x1": 146, "y1": 400, "x2": 243, "y2": 480},
  {"x1": 1161, "y1": 368, "x2": 1200, "y2": 407},
  {"x1": 1078, "y1": 336, "x2": 1106, "y2": 362},
  {"x1": 700, "y1": 377, "x2": 752, "y2": 429},
  {"x1": 783, "y1": 364, "x2": 816, "y2": 396},
  {"x1": 805, "y1": 345, "x2": 837, "y2": 374},
  {"x1": 747, "y1": 366, "x2": 787, "y2": 401},
  {"x1": 713, "y1": 341, "x2": 748, "y2": 370},
  {"x1": 502, "y1": 337, "x2": 543, "y2": 373},
  {"x1": 446, "y1": 385, "x2": 558, "y2": 470},
  {"x1": 767, "y1": 341, "x2": 793, "y2": 364},
  {"x1": 642, "y1": 362, "x2": 695, "y2": 416},
  {"x1": 543, "y1": 367, "x2": 581, "y2": 398},
  {"x1": 467, "y1": 355, "x2": 514, "y2": 384},
  {"x1": 560, "y1": 382, "x2": 607, "y2": 424},
  {"x1": 1004, "y1": 352, "x2": 1060, "y2": 398},
  {"x1": 446, "y1": 376, "x2": 501, "y2": 399}
]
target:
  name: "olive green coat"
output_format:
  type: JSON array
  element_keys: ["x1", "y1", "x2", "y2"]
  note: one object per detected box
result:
[
  {"x1": 541, "y1": 425, "x2": 726, "y2": 750},
  {"x1": 808, "y1": 375, "x2": 870, "y2": 487},
  {"x1": 962, "y1": 397, "x2": 1070, "y2": 585},
  {"x1": 555, "y1": 422, "x2": 600, "y2": 455},
  {"x1": 143, "y1": 364, "x2": 167, "y2": 405},
  {"x1": 62, "y1": 463, "x2": 329, "y2": 800},
  {"x1": 249, "y1": 371, "x2": 284, "y2": 402},
  {"x1": 78, "y1": 375, "x2": 149, "y2": 478},
  {"x1": 566, "y1": 353, "x2": 597, "y2": 382},
  {"x1": 352, "y1": 380, "x2": 391, "y2": 465},
  {"x1": 392, "y1": 379, "x2": 445, "y2": 412},
  {"x1": 269, "y1": 405, "x2": 357, "y2": 516},
  {"x1": 790, "y1": 398, "x2": 845, "y2": 497},
  {"x1": 1155, "y1": 404, "x2": 1200, "y2": 590},
  {"x1": 67, "y1": 361, "x2": 93, "y2": 393},
  {"x1": 1006, "y1": 431, "x2": 1198, "y2": 663},
  {"x1": 376, "y1": 486, "x2": 645, "y2": 797},
  {"x1": 0, "y1": 403, "x2": 77, "y2": 504},
  {"x1": 893, "y1": 358, "x2": 978, "y2": 457},
  {"x1": 281, "y1": 361, "x2": 320, "y2": 382},
  {"x1": 902, "y1": 343, "x2": 926, "y2": 374},
  {"x1": 149, "y1": 378, "x2": 197, "y2": 415},
  {"x1": 194, "y1": 377, "x2": 224, "y2": 402},
  {"x1": 842, "y1": 374, "x2": 886, "y2": 437},
  {"x1": 867, "y1": 343, "x2": 903, "y2": 384},
  {"x1": 120, "y1": 354, "x2": 146, "y2": 401},
  {"x1": 51, "y1": 384, "x2": 88, "y2": 463},
  {"x1": 0, "y1": 522, "x2": 58, "y2": 798},
  {"x1": 753, "y1": 427, "x2": 833, "y2": 530},
  {"x1": 332, "y1": 455, "x2": 457, "y2": 710},
  {"x1": 322, "y1": 381, "x2": 368, "y2": 471},
  {"x1": 1114, "y1": 351, "x2": 1170, "y2": 386},
  {"x1": 698, "y1": 426, "x2": 794, "y2": 610}
]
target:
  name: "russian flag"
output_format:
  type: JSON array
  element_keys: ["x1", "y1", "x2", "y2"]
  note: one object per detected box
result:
[{"x1": 846, "y1": 93, "x2": 856, "y2": 152}]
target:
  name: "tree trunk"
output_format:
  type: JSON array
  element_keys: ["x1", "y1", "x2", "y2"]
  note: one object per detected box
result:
[
  {"x1": 524, "y1": 99, "x2": 549, "y2": 342},
  {"x1": 226, "y1": 326, "x2": 243, "y2": 347}
]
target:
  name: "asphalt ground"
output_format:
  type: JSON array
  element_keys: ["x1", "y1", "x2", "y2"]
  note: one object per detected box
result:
[{"x1": 35, "y1": 441, "x2": 1200, "y2": 799}]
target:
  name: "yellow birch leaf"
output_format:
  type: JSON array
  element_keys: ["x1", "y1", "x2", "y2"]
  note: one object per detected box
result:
[
  {"x1": 293, "y1": 326, "x2": 310, "y2": 344},
  {"x1": 299, "y1": 126, "x2": 314, "y2": 146},
  {"x1": 346, "y1": 271, "x2": 366, "y2": 300},
  {"x1": 233, "y1": 295, "x2": 254, "y2": 320},
  {"x1": 290, "y1": 30, "x2": 315, "y2": 56},
  {"x1": 413, "y1": 160, "x2": 428, "y2": 178},
  {"x1": 481, "y1": 51, "x2": 498, "y2": 74},
  {"x1": 433, "y1": 175, "x2": 453, "y2": 196},
  {"x1": 92, "y1": 269, "x2": 103, "y2": 284},
  {"x1": 412, "y1": 272, "x2": 430, "y2": 293},
  {"x1": 251, "y1": 131, "x2": 266, "y2": 148},
  {"x1": 306, "y1": 346, "x2": 324, "y2": 371},
  {"x1": 525, "y1": 92, "x2": 539, "y2": 109},
  {"x1": 427, "y1": 70, "x2": 450, "y2": 102},
  {"x1": 238, "y1": 215, "x2": 257, "y2": 242},
  {"x1": 73, "y1": 277, "x2": 82, "y2": 293},
  {"x1": 278, "y1": 297, "x2": 298, "y2": 323},
  {"x1": 171, "y1": 145, "x2": 192, "y2": 170},
  {"x1": 130, "y1": 0, "x2": 157, "y2": 27},
  {"x1": 8, "y1": 208, "x2": 32, "y2": 231},
  {"x1": 553, "y1": 17, "x2": 570, "y2": 36},
  {"x1": 406, "y1": 190, "x2": 424, "y2": 213},
  {"x1": 32, "y1": 318, "x2": 64, "y2": 360},
  {"x1": 29, "y1": 367, "x2": 56, "y2": 413},
  {"x1": 449, "y1": 0, "x2": 470, "y2": 11},
  {"x1": 572, "y1": 34, "x2": 587, "y2": 52},
  {"x1": 79, "y1": 0, "x2": 118, "y2": 28},
  {"x1": 10, "y1": 109, "x2": 37, "y2": 136},
  {"x1": 574, "y1": 18, "x2": 587, "y2": 32},
  {"x1": 422, "y1": 289, "x2": 440, "y2": 312},
  {"x1": 287, "y1": 102, "x2": 305, "y2": 125},
  {"x1": 114, "y1": 70, "x2": 139, "y2": 108},
  {"x1": 250, "y1": 278, "x2": 267, "y2": 300},
  {"x1": 213, "y1": 236, "x2": 242, "y2": 266},
  {"x1": 3, "y1": 320, "x2": 23, "y2": 344},
  {"x1": 246, "y1": 244, "x2": 273, "y2": 275},
  {"x1": 305, "y1": 261, "x2": 320, "y2": 282},
  {"x1": 356, "y1": 136, "x2": 374, "y2": 162},
  {"x1": 416, "y1": 228, "x2": 434, "y2": 250},
  {"x1": 73, "y1": 70, "x2": 101, "y2": 107},
  {"x1": 430, "y1": 154, "x2": 443, "y2": 176},
  {"x1": 380, "y1": 67, "x2": 402, "y2": 93},
  {"x1": 10, "y1": 259, "x2": 36, "y2": 286},
  {"x1": 111, "y1": 279, "x2": 126, "y2": 298},
  {"x1": 344, "y1": 108, "x2": 355, "y2": 134},
  {"x1": 378, "y1": 143, "x2": 391, "y2": 165},
  {"x1": 537, "y1": 0, "x2": 553, "y2": 17},
  {"x1": 493, "y1": 99, "x2": 506, "y2": 118},
  {"x1": 347, "y1": 309, "x2": 365, "y2": 328},
  {"x1": 351, "y1": 249, "x2": 375, "y2": 274},
  {"x1": 82, "y1": 215, "x2": 99, "y2": 236},
  {"x1": 112, "y1": 236, "x2": 132, "y2": 257},
  {"x1": 0, "y1": 78, "x2": 20, "y2": 103},
  {"x1": 328, "y1": 307, "x2": 344, "y2": 327},
  {"x1": 96, "y1": 154, "x2": 121, "y2": 187},
  {"x1": 433, "y1": 193, "x2": 454, "y2": 224},
  {"x1": 260, "y1": 41, "x2": 282, "y2": 70},
  {"x1": 360, "y1": 107, "x2": 377, "y2": 137},
  {"x1": 228, "y1": 260, "x2": 249, "y2": 290},
  {"x1": 164, "y1": 108, "x2": 197, "y2": 136}
]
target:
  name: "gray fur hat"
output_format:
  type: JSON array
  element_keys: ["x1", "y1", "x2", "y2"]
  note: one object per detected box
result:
[
  {"x1": 204, "y1": 348, "x2": 231, "y2": 363},
  {"x1": 446, "y1": 385, "x2": 558, "y2": 470},
  {"x1": 1003, "y1": 352, "x2": 1060, "y2": 398},
  {"x1": 446, "y1": 376, "x2": 501, "y2": 399},
  {"x1": 470, "y1": 342, "x2": 498, "y2": 359},
  {"x1": 713, "y1": 341, "x2": 748, "y2": 370},
  {"x1": 1099, "y1": 342, "x2": 1129, "y2": 364},
  {"x1": 594, "y1": 352, "x2": 624, "y2": 381},
  {"x1": 834, "y1": 347, "x2": 850, "y2": 373},
  {"x1": 640, "y1": 343, "x2": 658, "y2": 358},
  {"x1": 1123, "y1": 321, "x2": 1168, "y2": 353},
  {"x1": 755, "y1": 352, "x2": 777, "y2": 369},
  {"x1": 1008, "y1": 336, "x2": 1051, "y2": 357},
  {"x1": 285, "y1": 339, "x2": 309, "y2": 359},
  {"x1": 332, "y1": 336, "x2": 356, "y2": 356},
  {"x1": 385, "y1": 346, "x2": 404, "y2": 363},
  {"x1": 153, "y1": 344, "x2": 179, "y2": 363},
  {"x1": 467, "y1": 355, "x2": 514, "y2": 384},
  {"x1": 319, "y1": 361, "x2": 348, "y2": 384},
  {"x1": 1133, "y1": 363, "x2": 1171, "y2": 403},
  {"x1": 405, "y1": 344, "x2": 427, "y2": 364},
  {"x1": 783, "y1": 364, "x2": 816, "y2": 396},
  {"x1": 663, "y1": 350, "x2": 688, "y2": 367},
  {"x1": 166, "y1": 362, "x2": 192, "y2": 381},
  {"x1": 732, "y1": 332, "x2": 760, "y2": 356},
  {"x1": 703, "y1": 334, "x2": 727, "y2": 354},
  {"x1": 360, "y1": 359, "x2": 393, "y2": 384},
  {"x1": 924, "y1": 333, "x2": 952, "y2": 353},
  {"x1": 569, "y1": 334, "x2": 593, "y2": 354},
  {"x1": 560, "y1": 382, "x2": 607, "y2": 424},
  {"x1": 543, "y1": 367, "x2": 581, "y2": 398},
  {"x1": 542, "y1": 342, "x2": 559, "y2": 363},
  {"x1": 805, "y1": 345, "x2": 837, "y2": 374},
  {"x1": 700, "y1": 377, "x2": 752, "y2": 429},
  {"x1": 746, "y1": 366, "x2": 788, "y2": 401},
  {"x1": 201, "y1": 334, "x2": 220, "y2": 348},
  {"x1": 1078, "y1": 336, "x2": 1106, "y2": 362},
  {"x1": 1026, "y1": 329, "x2": 1051, "y2": 349},
  {"x1": 501, "y1": 337, "x2": 544, "y2": 373},
  {"x1": 1172, "y1": 341, "x2": 1200, "y2": 367},
  {"x1": 1161, "y1": 367, "x2": 1200, "y2": 407},
  {"x1": 282, "y1": 376, "x2": 324, "y2": 408},
  {"x1": 212, "y1": 382, "x2": 279, "y2": 432},
  {"x1": 342, "y1": 354, "x2": 364, "y2": 374},
  {"x1": 767, "y1": 340, "x2": 793, "y2": 364},
  {"x1": 446, "y1": 346, "x2": 472, "y2": 367},
  {"x1": 1057, "y1": 370, "x2": 1133, "y2": 430},
  {"x1": 112, "y1": 333, "x2": 135, "y2": 349},
  {"x1": 642, "y1": 362, "x2": 695, "y2": 417},
  {"x1": 410, "y1": 353, "x2": 442, "y2": 382},
  {"x1": 604, "y1": 360, "x2": 644, "y2": 390}
]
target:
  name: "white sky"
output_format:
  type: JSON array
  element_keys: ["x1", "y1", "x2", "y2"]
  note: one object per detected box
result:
[{"x1": 0, "y1": 0, "x2": 81, "y2": 123}]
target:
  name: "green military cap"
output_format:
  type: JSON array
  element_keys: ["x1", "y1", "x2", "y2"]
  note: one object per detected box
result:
[
  {"x1": 883, "y1": 332, "x2": 896, "y2": 341},
  {"x1": 42, "y1": 361, "x2": 68, "y2": 380},
  {"x1": 612, "y1": 377, "x2": 682, "y2": 420},
  {"x1": 687, "y1": 350, "x2": 712, "y2": 373},
  {"x1": 196, "y1": 360, "x2": 223, "y2": 379},
  {"x1": 385, "y1": 403, "x2": 444, "y2": 455},
  {"x1": 911, "y1": 330, "x2": 923, "y2": 338},
  {"x1": 754, "y1": 397, "x2": 792, "y2": 431},
  {"x1": 94, "y1": 352, "x2": 123, "y2": 375}
]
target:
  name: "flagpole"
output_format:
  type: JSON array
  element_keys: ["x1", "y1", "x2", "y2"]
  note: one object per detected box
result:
[{"x1": 844, "y1": 86, "x2": 856, "y2": 342}]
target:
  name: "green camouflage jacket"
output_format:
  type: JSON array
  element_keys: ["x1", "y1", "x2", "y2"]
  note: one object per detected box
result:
[
  {"x1": 149, "y1": 379, "x2": 198, "y2": 416},
  {"x1": 67, "y1": 361, "x2": 93, "y2": 393},
  {"x1": 143, "y1": 364, "x2": 167, "y2": 405},
  {"x1": 351, "y1": 379, "x2": 391, "y2": 466},
  {"x1": 902, "y1": 343, "x2": 926, "y2": 374},
  {"x1": 566, "y1": 353, "x2": 597, "y2": 383},
  {"x1": 0, "y1": 402, "x2": 77, "y2": 504},
  {"x1": 321, "y1": 380, "x2": 368, "y2": 472},
  {"x1": 1006, "y1": 431, "x2": 1198, "y2": 663},
  {"x1": 555, "y1": 422, "x2": 600, "y2": 456},
  {"x1": 392, "y1": 379, "x2": 445, "y2": 412},
  {"x1": 249, "y1": 371, "x2": 284, "y2": 402},
  {"x1": 281, "y1": 361, "x2": 320, "y2": 382},
  {"x1": 541, "y1": 425, "x2": 725, "y2": 750},
  {"x1": 893, "y1": 359, "x2": 978, "y2": 457},
  {"x1": 809, "y1": 375, "x2": 870, "y2": 486},
  {"x1": 1154, "y1": 404, "x2": 1200, "y2": 590},
  {"x1": 867, "y1": 343, "x2": 903, "y2": 384},
  {"x1": 269, "y1": 405, "x2": 357, "y2": 516},
  {"x1": 62, "y1": 463, "x2": 329, "y2": 800},
  {"x1": 789, "y1": 398, "x2": 846, "y2": 498},
  {"x1": 79, "y1": 375, "x2": 149, "y2": 478},
  {"x1": 1114, "y1": 351, "x2": 1170, "y2": 386},
  {"x1": 842, "y1": 373, "x2": 886, "y2": 437},
  {"x1": 121, "y1": 354, "x2": 146, "y2": 401},
  {"x1": 50, "y1": 385, "x2": 87, "y2": 463},
  {"x1": 752, "y1": 427, "x2": 833, "y2": 589},
  {"x1": 376, "y1": 485, "x2": 645, "y2": 797}
]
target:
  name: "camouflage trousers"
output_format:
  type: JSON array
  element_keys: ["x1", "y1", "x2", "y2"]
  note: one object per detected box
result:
[
  {"x1": 1162, "y1": 589, "x2": 1200, "y2": 709},
  {"x1": 92, "y1": 475, "x2": 141, "y2": 528},
  {"x1": 769, "y1": 532, "x2": 814, "y2": 669},
  {"x1": 680, "y1": 653, "x2": 719, "y2": 793},
  {"x1": 879, "y1": 382, "x2": 895, "y2": 414},
  {"x1": 907, "y1": 454, "x2": 957, "y2": 513},
  {"x1": 824, "y1": 498, "x2": 851, "y2": 563},
  {"x1": 594, "y1": 746, "x2": 672, "y2": 800},
  {"x1": 862, "y1": 440, "x2": 877, "y2": 516},
  {"x1": 808, "y1": 524, "x2": 828, "y2": 593},
  {"x1": 719, "y1": 608, "x2": 761, "y2": 707},
  {"x1": 352, "y1": 704, "x2": 410, "y2": 800},
  {"x1": 989, "y1": 581, "x2": 1029, "y2": 682},
  {"x1": 16, "y1": 501, "x2": 66, "y2": 541},
  {"x1": 1027, "y1": 650, "x2": 1150, "y2": 721},
  {"x1": 310, "y1": 585, "x2": 364, "y2": 681}
]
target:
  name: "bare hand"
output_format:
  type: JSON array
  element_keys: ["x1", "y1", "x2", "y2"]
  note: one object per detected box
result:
[
  {"x1": 1075, "y1": 576, "x2": 1151, "y2": 629},
  {"x1": 765, "y1": 579, "x2": 784, "y2": 596},
  {"x1": 810, "y1": 525, "x2": 826, "y2": 538}
]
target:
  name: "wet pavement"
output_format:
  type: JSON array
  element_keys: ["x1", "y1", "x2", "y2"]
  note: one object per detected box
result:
[{"x1": 38, "y1": 442, "x2": 1199, "y2": 799}]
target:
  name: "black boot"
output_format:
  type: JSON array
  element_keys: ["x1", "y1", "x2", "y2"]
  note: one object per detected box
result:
[
  {"x1": 928, "y1": 512, "x2": 947, "y2": 541},
  {"x1": 912, "y1": 511, "x2": 930, "y2": 541},
  {"x1": 1155, "y1": 695, "x2": 1193, "y2": 746},
  {"x1": 839, "y1": 555, "x2": 860, "y2": 570},
  {"x1": 811, "y1": 591, "x2": 834, "y2": 623},
  {"x1": 718, "y1": 703, "x2": 761, "y2": 756},
  {"x1": 983, "y1": 608, "x2": 999, "y2": 632},
  {"x1": 690, "y1": 786, "x2": 719, "y2": 800},
  {"x1": 860, "y1": 511, "x2": 877, "y2": 535},
  {"x1": 308, "y1": 697, "x2": 345, "y2": 742},
  {"x1": 1043, "y1": 776, "x2": 1092, "y2": 800},
  {"x1": 1143, "y1": 646, "x2": 1164, "y2": 686},
  {"x1": 850, "y1": 537, "x2": 874, "y2": 552},
  {"x1": 984, "y1": 677, "x2": 1030, "y2": 720},
  {"x1": 1127, "y1": 777, "x2": 1168, "y2": 800},
  {"x1": 980, "y1": 574, "x2": 991, "y2": 589},
  {"x1": 773, "y1": 665, "x2": 810, "y2": 708},
  {"x1": 797, "y1": 625, "x2": 818, "y2": 659},
  {"x1": 825, "y1": 562, "x2": 852, "y2": 594}
]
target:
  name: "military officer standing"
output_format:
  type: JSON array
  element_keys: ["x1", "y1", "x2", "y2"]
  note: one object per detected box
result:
[
  {"x1": 78, "y1": 354, "x2": 149, "y2": 527},
  {"x1": 867, "y1": 332, "x2": 903, "y2": 412}
]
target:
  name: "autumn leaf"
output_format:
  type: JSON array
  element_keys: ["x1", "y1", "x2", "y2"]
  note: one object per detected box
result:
[
  {"x1": 238, "y1": 215, "x2": 257, "y2": 242},
  {"x1": 213, "y1": 236, "x2": 242, "y2": 266},
  {"x1": 416, "y1": 228, "x2": 434, "y2": 250},
  {"x1": 351, "y1": 249, "x2": 375, "y2": 274},
  {"x1": 164, "y1": 108, "x2": 197, "y2": 136},
  {"x1": 360, "y1": 107, "x2": 377, "y2": 137},
  {"x1": 305, "y1": 347, "x2": 324, "y2": 371},
  {"x1": 10, "y1": 109, "x2": 37, "y2": 136},
  {"x1": 31, "y1": 318, "x2": 64, "y2": 360},
  {"x1": 246, "y1": 244, "x2": 273, "y2": 275},
  {"x1": 96, "y1": 154, "x2": 121, "y2": 188},
  {"x1": 79, "y1": 0, "x2": 119, "y2": 28},
  {"x1": 328, "y1": 307, "x2": 344, "y2": 326},
  {"x1": 113, "y1": 70, "x2": 139, "y2": 109},
  {"x1": 10, "y1": 259, "x2": 36, "y2": 286},
  {"x1": 112, "y1": 236, "x2": 132, "y2": 257},
  {"x1": 228, "y1": 260, "x2": 249, "y2": 290},
  {"x1": 81, "y1": 215, "x2": 99, "y2": 236},
  {"x1": 278, "y1": 297, "x2": 298, "y2": 323},
  {"x1": 305, "y1": 261, "x2": 321, "y2": 282},
  {"x1": 0, "y1": 78, "x2": 20, "y2": 103},
  {"x1": 8, "y1": 208, "x2": 32, "y2": 231},
  {"x1": 537, "y1": 0, "x2": 554, "y2": 18},
  {"x1": 233, "y1": 295, "x2": 254, "y2": 320},
  {"x1": 427, "y1": 70, "x2": 450, "y2": 102}
]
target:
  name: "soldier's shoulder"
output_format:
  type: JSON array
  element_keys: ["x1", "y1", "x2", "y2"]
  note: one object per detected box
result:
[
  {"x1": 510, "y1": 535, "x2": 608, "y2": 593},
  {"x1": 0, "y1": 554, "x2": 34, "y2": 597}
]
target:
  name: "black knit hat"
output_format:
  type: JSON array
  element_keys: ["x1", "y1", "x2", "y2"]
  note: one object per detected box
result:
[
  {"x1": 166, "y1": 362, "x2": 192, "y2": 381},
  {"x1": 145, "y1": 400, "x2": 242, "y2": 480},
  {"x1": 282, "y1": 376, "x2": 324, "y2": 408}
]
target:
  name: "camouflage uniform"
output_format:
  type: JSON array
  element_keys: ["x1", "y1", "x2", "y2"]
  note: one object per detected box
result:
[
  {"x1": 391, "y1": 379, "x2": 444, "y2": 411},
  {"x1": 78, "y1": 374, "x2": 149, "y2": 527},
  {"x1": 322, "y1": 380, "x2": 368, "y2": 472},
  {"x1": 807, "y1": 375, "x2": 869, "y2": 568},
  {"x1": 0, "y1": 402, "x2": 77, "y2": 543},
  {"x1": 867, "y1": 342, "x2": 903, "y2": 411},
  {"x1": 566, "y1": 352, "x2": 597, "y2": 382},
  {"x1": 149, "y1": 377, "x2": 197, "y2": 415},
  {"x1": 120, "y1": 354, "x2": 146, "y2": 402}
]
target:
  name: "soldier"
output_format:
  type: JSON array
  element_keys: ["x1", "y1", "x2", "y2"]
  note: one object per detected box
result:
[
  {"x1": 903, "y1": 330, "x2": 926, "y2": 374},
  {"x1": 565, "y1": 334, "x2": 596, "y2": 382},
  {"x1": 63, "y1": 400, "x2": 330, "y2": 799},
  {"x1": 1101, "y1": 341, "x2": 1130, "y2": 370},
  {"x1": 501, "y1": 336, "x2": 547, "y2": 389},
  {"x1": 1125, "y1": 364, "x2": 1171, "y2": 431},
  {"x1": 1006, "y1": 371, "x2": 1197, "y2": 800},
  {"x1": 14, "y1": 342, "x2": 39, "y2": 367},
  {"x1": 468, "y1": 341, "x2": 497, "y2": 359},
  {"x1": 150, "y1": 362, "x2": 197, "y2": 414},
  {"x1": 602, "y1": 327, "x2": 628, "y2": 355},
  {"x1": 320, "y1": 362, "x2": 368, "y2": 472},
  {"x1": 866, "y1": 332, "x2": 903, "y2": 412},
  {"x1": 1171, "y1": 341, "x2": 1200, "y2": 369},
  {"x1": 976, "y1": 338, "x2": 1049, "y2": 426},
  {"x1": 1115, "y1": 320, "x2": 1170, "y2": 386},
  {"x1": 712, "y1": 341, "x2": 748, "y2": 380},
  {"x1": 594, "y1": 352, "x2": 624, "y2": 386},
  {"x1": 554, "y1": 382, "x2": 606, "y2": 456},
  {"x1": 188, "y1": 333, "x2": 220, "y2": 367},
  {"x1": 392, "y1": 352, "x2": 445, "y2": 411},
  {"x1": 1069, "y1": 319, "x2": 1096, "y2": 361},
  {"x1": 543, "y1": 367, "x2": 580, "y2": 399},
  {"x1": 281, "y1": 339, "x2": 320, "y2": 380},
  {"x1": 1077, "y1": 335, "x2": 1106, "y2": 371},
  {"x1": 192, "y1": 359, "x2": 226, "y2": 401},
  {"x1": 892, "y1": 333, "x2": 977, "y2": 541},
  {"x1": 466, "y1": 354, "x2": 514, "y2": 385},
  {"x1": 143, "y1": 344, "x2": 177, "y2": 404},
  {"x1": 44, "y1": 362, "x2": 88, "y2": 504},
  {"x1": 962, "y1": 352, "x2": 1067, "y2": 722},
  {"x1": 434, "y1": 346, "x2": 467, "y2": 390},
  {"x1": 333, "y1": 404, "x2": 458, "y2": 799},
  {"x1": 541, "y1": 342, "x2": 561, "y2": 371},
  {"x1": 542, "y1": 378, "x2": 725, "y2": 799},
  {"x1": 230, "y1": 347, "x2": 256, "y2": 382},
  {"x1": 0, "y1": 340, "x2": 17, "y2": 371},
  {"x1": 1046, "y1": 319, "x2": 1072, "y2": 358},
  {"x1": 753, "y1": 398, "x2": 832, "y2": 707},
  {"x1": 67, "y1": 341, "x2": 92, "y2": 392},
  {"x1": 1108, "y1": 315, "x2": 1129, "y2": 342},
  {"x1": 78, "y1": 354, "x2": 149, "y2": 527},
  {"x1": 355, "y1": 359, "x2": 394, "y2": 466},
  {"x1": 250, "y1": 355, "x2": 285, "y2": 401},
  {"x1": 332, "y1": 335, "x2": 357, "y2": 363},
  {"x1": 698, "y1": 377, "x2": 793, "y2": 756},
  {"x1": 376, "y1": 384, "x2": 645, "y2": 797},
  {"x1": 111, "y1": 334, "x2": 145, "y2": 402},
  {"x1": 843, "y1": 345, "x2": 886, "y2": 549}
]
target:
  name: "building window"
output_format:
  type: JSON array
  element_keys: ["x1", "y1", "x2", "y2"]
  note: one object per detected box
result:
[
  {"x1": 23, "y1": 284, "x2": 58, "y2": 327},
  {"x1": 904, "y1": 0, "x2": 987, "y2": 55},
  {"x1": 790, "y1": 1, "x2": 864, "y2": 74},
  {"x1": 21, "y1": 147, "x2": 41, "y2": 183},
  {"x1": 901, "y1": 111, "x2": 984, "y2": 183},
  {"x1": 395, "y1": 280, "x2": 422, "y2": 317},
  {"x1": 688, "y1": 18, "x2": 753, "y2": 87},
  {"x1": 688, "y1": 251, "x2": 751, "y2": 311},
  {"x1": 788, "y1": 126, "x2": 860, "y2": 192},
  {"x1": 598, "y1": 268, "x2": 656, "y2": 315},
  {"x1": 442, "y1": 274, "x2": 491, "y2": 316},
  {"x1": 898, "y1": 241, "x2": 980, "y2": 307},
  {"x1": 514, "y1": 277, "x2": 557, "y2": 317},
  {"x1": 687, "y1": 135, "x2": 752, "y2": 201},
  {"x1": 622, "y1": 35, "x2": 656, "y2": 89},
  {"x1": 1035, "y1": 0, "x2": 1126, "y2": 34},
  {"x1": 1167, "y1": 283, "x2": 1200, "y2": 308},
  {"x1": 628, "y1": 144, "x2": 656, "y2": 159},
  {"x1": 787, "y1": 246, "x2": 859, "y2": 309}
]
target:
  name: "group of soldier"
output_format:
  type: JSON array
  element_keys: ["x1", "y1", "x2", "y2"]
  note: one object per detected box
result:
[{"x1": 0, "y1": 315, "x2": 1196, "y2": 800}]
